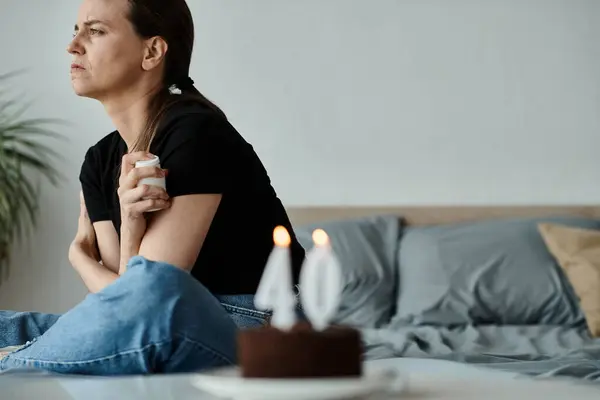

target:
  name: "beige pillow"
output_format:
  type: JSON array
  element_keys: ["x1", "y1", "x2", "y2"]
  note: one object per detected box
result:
[{"x1": 538, "y1": 223, "x2": 600, "y2": 337}]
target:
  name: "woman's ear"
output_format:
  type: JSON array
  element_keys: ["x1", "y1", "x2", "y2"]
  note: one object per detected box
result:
[{"x1": 141, "y1": 36, "x2": 168, "y2": 71}]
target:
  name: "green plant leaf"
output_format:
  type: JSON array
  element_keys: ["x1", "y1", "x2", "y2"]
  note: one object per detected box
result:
[{"x1": 0, "y1": 70, "x2": 67, "y2": 284}]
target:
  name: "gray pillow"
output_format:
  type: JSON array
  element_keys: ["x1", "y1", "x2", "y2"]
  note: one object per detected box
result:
[
  {"x1": 295, "y1": 215, "x2": 402, "y2": 329},
  {"x1": 392, "y1": 217, "x2": 600, "y2": 327}
]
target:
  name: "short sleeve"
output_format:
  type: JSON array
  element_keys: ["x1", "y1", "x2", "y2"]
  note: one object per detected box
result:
[
  {"x1": 79, "y1": 147, "x2": 110, "y2": 223},
  {"x1": 159, "y1": 113, "x2": 234, "y2": 198}
]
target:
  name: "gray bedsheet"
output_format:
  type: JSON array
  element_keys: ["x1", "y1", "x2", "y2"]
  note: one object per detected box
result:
[{"x1": 361, "y1": 323, "x2": 600, "y2": 382}]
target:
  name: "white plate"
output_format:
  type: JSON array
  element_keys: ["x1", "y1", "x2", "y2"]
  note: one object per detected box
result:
[{"x1": 190, "y1": 365, "x2": 408, "y2": 400}]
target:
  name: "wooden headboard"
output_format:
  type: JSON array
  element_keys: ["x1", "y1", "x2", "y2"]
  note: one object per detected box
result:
[{"x1": 286, "y1": 206, "x2": 600, "y2": 227}]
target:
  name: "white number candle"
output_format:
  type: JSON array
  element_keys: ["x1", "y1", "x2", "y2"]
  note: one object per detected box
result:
[
  {"x1": 254, "y1": 226, "x2": 297, "y2": 330},
  {"x1": 300, "y1": 229, "x2": 342, "y2": 331}
]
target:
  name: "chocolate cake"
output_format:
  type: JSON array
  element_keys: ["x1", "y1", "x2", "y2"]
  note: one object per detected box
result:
[{"x1": 237, "y1": 321, "x2": 363, "y2": 378}]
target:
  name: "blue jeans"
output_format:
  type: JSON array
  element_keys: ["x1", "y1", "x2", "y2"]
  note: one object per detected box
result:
[{"x1": 0, "y1": 256, "x2": 271, "y2": 375}]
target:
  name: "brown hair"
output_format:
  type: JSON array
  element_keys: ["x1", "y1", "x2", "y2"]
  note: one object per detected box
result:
[{"x1": 127, "y1": 0, "x2": 226, "y2": 152}]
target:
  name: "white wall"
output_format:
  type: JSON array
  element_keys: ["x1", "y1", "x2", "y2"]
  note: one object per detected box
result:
[{"x1": 1, "y1": 0, "x2": 599, "y2": 312}]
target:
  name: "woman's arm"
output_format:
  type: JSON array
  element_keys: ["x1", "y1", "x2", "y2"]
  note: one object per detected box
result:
[
  {"x1": 69, "y1": 239, "x2": 118, "y2": 293},
  {"x1": 69, "y1": 191, "x2": 119, "y2": 293},
  {"x1": 93, "y1": 221, "x2": 120, "y2": 274},
  {"x1": 117, "y1": 152, "x2": 172, "y2": 274},
  {"x1": 120, "y1": 224, "x2": 143, "y2": 274},
  {"x1": 78, "y1": 147, "x2": 121, "y2": 277},
  {"x1": 137, "y1": 194, "x2": 221, "y2": 271}
]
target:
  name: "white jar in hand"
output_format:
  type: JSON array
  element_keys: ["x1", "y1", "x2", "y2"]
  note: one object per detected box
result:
[{"x1": 135, "y1": 155, "x2": 166, "y2": 211}]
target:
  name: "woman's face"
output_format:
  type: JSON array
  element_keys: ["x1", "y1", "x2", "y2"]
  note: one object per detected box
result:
[{"x1": 67, "y1": 0, "x2": 146, "y2": 100}]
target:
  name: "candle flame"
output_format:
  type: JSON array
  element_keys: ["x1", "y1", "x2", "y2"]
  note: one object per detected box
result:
[
  {"x1": 312, "y1": 229, "x2": 329, "y2": 247},
  {"x1": 273, "y1": 226, "x2": 291, "y2": 247}
]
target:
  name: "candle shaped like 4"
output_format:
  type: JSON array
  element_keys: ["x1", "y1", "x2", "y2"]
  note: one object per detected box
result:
[
  {"x1": 300, "y1": 229, "x2": 343, "y2": 331},
  {"x1": 254, "y1": 226, "x2": 297, "y2": 330}
]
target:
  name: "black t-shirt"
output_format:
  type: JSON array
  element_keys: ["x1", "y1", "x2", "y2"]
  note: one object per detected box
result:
[{"x1": 79, "y1": 101, "x2": 305, "y2": 294}]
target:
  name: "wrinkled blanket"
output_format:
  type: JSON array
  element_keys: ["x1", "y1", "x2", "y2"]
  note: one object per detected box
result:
[{"x1": 361, "y1": 323, "x2": 600, "y2": 382}]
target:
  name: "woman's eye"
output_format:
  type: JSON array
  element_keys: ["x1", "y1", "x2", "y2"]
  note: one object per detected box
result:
[{"x1": 90, "y1": 29, "x2": 103, "y2": 35}]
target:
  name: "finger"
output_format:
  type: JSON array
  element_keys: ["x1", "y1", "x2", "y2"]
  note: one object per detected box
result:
[
  {"x1": 121, "y1": 166, "x2": 166, "y2": 191},
  {"x1": 121, "y1": 151, "x2": 154, "y2": 177},
  {"x1": 129, "y1": 198, "x2": 171, "y2": 215},
  {"x1": 121, "y1": 184, "x2": 169, "y2": 205}
]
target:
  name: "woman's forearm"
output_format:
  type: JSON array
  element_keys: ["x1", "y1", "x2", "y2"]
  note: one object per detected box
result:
[
  {"x1": 119, "y1": 227, "x2": 143, "y2": 275},
  {"x1": 69, "y1": 241, "x2": 118, "y2": 293}
]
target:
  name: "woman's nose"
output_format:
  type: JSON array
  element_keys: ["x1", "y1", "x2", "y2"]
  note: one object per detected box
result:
[{"x1": 67, "y1": 35, "x2": 84, "y2": 55}]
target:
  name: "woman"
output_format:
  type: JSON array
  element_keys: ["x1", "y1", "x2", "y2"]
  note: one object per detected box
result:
[{"x1": 0, "y1": 0, "x2": 305, "y2": 375}]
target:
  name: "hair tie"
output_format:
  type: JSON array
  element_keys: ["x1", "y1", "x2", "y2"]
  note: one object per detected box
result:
[{"x1": 168, "y1": 77, "x2": 195, "y2": 95}]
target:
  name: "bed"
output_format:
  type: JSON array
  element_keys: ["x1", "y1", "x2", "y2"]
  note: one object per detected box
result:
[
  {"x1": 287, "y1": 205, "x2": 600, "y2": 383},
  {"x1": 2, "y1": 205, "x2": 600, "y2": 398}
]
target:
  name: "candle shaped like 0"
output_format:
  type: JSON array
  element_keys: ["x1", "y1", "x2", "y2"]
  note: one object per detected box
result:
[
  {"x1": 299, "y1": 229, "x2": 343, "y2": 331},
  {"x1": 254, "y1": 226, "x2": 297, "y2": 330}
]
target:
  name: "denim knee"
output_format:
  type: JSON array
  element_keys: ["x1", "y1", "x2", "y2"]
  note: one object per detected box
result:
[
  {"x1": 0, "y1": 257, "x2": 238, "y2": 375},
  {"x1": 103, "y1": 256, "x2": 238, "y2": 361}
]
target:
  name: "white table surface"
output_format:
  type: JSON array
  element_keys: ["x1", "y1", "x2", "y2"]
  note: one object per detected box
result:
[{"x1": 2, "y1": 358, "x2": 599, "y2": 399}]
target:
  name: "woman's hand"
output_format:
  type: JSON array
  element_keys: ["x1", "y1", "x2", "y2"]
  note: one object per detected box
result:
[
  {"x1": 117, "y1": 152, "x2": 170, "y2": 263},
  {"x1": 71, "y1": 190, "x2": 100, "y2": 262}
]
